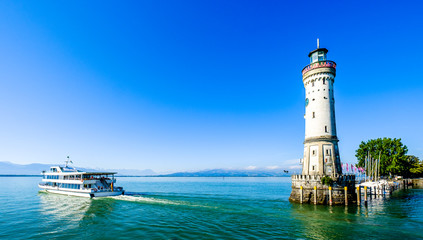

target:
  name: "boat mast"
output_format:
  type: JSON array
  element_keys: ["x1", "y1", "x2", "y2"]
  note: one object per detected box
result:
[
  {"x1": 65, "y1": 156, "x2": 73, "y2": 168},
  {"x1": 377, "y1": 151, "x2": 382, "y2": 179},
  {"x1": 365, "y1": 152, "x2": 367, "y2": 182}
]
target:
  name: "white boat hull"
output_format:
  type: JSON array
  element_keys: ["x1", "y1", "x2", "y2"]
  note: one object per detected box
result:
[{"x1": 39, "y1": 185, "x2": 124, "y2": 198}]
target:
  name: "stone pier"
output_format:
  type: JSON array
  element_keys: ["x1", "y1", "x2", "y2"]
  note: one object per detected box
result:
[{"x1": 289, "y1": 174, "x2": 356, "y2": 205}]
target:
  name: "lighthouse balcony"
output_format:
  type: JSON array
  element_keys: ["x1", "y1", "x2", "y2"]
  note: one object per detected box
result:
[{"x1": 302, "y1": 60, "x2": 336, "y2": 75}]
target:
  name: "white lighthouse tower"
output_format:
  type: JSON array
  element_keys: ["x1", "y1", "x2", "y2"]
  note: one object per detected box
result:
[
  {"x1": 301, "y1": 39, "x2": 342, "y2": 177},
  {"x1": 290, "y1": 40, "x2": 355, "y2": 205}
]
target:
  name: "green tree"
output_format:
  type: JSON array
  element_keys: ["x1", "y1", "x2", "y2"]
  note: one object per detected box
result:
[
  {"x1": 355, "y1": 138, "x2": 408, "y2": 176},
  {"x1": 409, "y1": 155, "x2": 423, "y2": 177}
]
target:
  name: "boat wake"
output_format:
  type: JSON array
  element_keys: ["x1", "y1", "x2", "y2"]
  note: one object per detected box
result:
[{"x1": 108, "y1": 194, "x2": 217, "y2": 209}]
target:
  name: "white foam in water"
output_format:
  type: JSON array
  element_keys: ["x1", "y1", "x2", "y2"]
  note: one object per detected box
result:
[
  {"x1": 109, "y1": 195, "x2": 181, "y2": 205},
  {"x1": 108, "y1": 195, "x2": 216, "y2": 209}
]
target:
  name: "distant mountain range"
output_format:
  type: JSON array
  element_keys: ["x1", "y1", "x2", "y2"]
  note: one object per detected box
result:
[
  {"x1": 0, "y1": 161, "x2": 295, "y2": 177},
  {"x1": 157, "y1": 168, "x2": 291, "y2": 177},
  {"x1": 0, "y1": 161, "x2": 156, "y2": 176}
]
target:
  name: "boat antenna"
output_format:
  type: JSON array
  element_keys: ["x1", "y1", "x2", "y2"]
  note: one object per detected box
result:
[{"x1": 65, "y1": 156, "x2": 73, "y2": 168}]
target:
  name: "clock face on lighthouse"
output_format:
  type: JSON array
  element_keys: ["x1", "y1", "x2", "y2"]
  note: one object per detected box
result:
[{"x1": 305, "y1": 98, "x2": 309, "y2": 107}]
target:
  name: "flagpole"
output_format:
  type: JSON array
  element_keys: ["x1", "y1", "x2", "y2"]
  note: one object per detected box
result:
[
  {"x1": 377, "y1": 151, "x2": 382, "y2": 179},
  {"x1": 365, "y1": 152, "x2": 367, "y2": 182},
  {"x1": 364, "y1": 153, "x2": 367, "y2": 182}
]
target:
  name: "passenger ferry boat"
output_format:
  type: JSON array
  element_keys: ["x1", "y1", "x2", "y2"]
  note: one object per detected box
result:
[{"x1": 38, "y1": 158, "x2": 124, "y2": 198}]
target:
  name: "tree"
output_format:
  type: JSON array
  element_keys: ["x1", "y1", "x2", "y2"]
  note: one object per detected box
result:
[
  {"x1": 409, "y1": 155, "x2": 423, "y2": 177},
  {"x1": 355, "y1": 138, "x2": 408, "y2": 177}
]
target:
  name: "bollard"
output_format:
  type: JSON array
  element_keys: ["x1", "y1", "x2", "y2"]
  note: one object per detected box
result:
[
  {"x1": 300, "y1": 186, "x2": 303, "y2": 204},
  {"x1": 314, "y1": 186, "x2": 317, "y2": 205},
  {"x1": 364, "y1": 186, "x2": 368, "y2": 206},
  {"x1": 357, "y1": 186, "x2": 361, "y2": 205},
  {"x1": 383, "y1": 184, "x2": 385, "y2": 197},
  {"x1": 344, "y1": 186, "x2": 348, "y2": 206},
  {"x1": 329, "y1": 186, "x2": 332, "y2": 205}
]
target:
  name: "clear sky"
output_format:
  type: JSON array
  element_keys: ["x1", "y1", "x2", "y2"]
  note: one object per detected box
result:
[{"x1": 0, "y1": 0, "x2": 422, "y2": 173}]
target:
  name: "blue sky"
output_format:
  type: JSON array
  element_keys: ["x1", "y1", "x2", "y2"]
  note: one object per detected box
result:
[{"x1": 0, "y1": 1, "x2": 422, "y2": 173}]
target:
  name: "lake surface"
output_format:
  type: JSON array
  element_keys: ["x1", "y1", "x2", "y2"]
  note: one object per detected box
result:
[{"x1": 0, "y1": 177, "x2": 422, "y2": 239}]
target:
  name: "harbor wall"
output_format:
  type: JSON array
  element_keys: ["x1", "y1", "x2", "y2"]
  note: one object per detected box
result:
[
  {"x1": 411, "y1": 178, "x2": 423, "y2": 188},
  {"x1": 289, "y1": 174, "x2": 356, "y2": 205}
]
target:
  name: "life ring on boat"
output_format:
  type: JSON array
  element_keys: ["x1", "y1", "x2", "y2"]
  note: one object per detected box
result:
[{"x1": 94, "y1": 189, "x2": 97, "y2": 192}]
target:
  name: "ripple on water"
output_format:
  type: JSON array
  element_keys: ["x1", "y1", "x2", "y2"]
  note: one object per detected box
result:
[{"x1": 1, "y1": 177, "x2": 423, "y2": 239}]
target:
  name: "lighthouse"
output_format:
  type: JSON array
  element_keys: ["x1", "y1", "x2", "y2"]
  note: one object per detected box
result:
[
  {"x1": 301, "y1": 39, "x2": 342, "y2": 177},
  {"x1": 289, "y1": 40, "x2": 355, "y2": 205}
]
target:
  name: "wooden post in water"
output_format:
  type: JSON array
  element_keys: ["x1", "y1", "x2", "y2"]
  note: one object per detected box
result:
[
  {"x1": 344, "y1": 186, "x2": 348, "y2": 206},
  {"x1": 364, "y1": 186, "x2": 368, "y2": 206},
  {"x1": 300, "y1": 186, "x2": 303, "y2": 204},
  {"x1": 329, "y1": 186, "x2": 332, "y2": 205},
  {"x1": 356, "y1": 186, "x2": 361, "y2": 205},
  {"x1": 314, "y1": 186, "x2": 317, "y2": 205},
  {"x1": 369, "y1": 186, "x2": 372, "y2": 199},
  {"x1": 382, "y1": 184, "x2": 385, "y2": 197}
]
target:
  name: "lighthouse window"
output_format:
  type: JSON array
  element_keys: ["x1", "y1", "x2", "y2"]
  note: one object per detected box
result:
[
  {"x1": 325, "y1": 126, "x2": 328, "y2": 132},
  {"x1": 318, "y1": 52, "x2": 326, "y2": 61},
  {"x1": 323, "y1": 79, "x2": 326, "y2": 85},
  {"x1": 312, "y1": 82, "x2": 314, "y2": 87},
  {"x1": 312, "y1": 112, "x2": 315, "y2": 118},
  {"x1": 312, "y1": 150, "x2": 316, "y2": 156}
]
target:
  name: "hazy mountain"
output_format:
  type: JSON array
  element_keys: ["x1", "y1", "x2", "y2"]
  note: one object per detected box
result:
[
  {"x1": 0, "y1": 161, "x2": 156, "y2": 176},
  {"x1": 0, "y1": 161, "x2": 52, "y2": 175},
  {"x1": 0, "y1": 161, "x2": 294, "y2": 177},
  {"x1": 157, "y1": 168, "x2": 292, "y2": 177}
]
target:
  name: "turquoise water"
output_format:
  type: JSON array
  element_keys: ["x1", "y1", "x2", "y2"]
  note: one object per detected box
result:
[{"x1": 0, "y1": 177, "x2": 422, "y2": 239}]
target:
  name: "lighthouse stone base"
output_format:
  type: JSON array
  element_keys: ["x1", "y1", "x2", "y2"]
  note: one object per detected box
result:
[{"x1": 289, "y1": 174, "x2": 356, "y2": 205}]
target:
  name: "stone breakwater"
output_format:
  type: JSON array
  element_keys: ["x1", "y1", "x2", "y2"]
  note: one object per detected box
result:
[{"x1": 289, "y1": 174, "x2": 356, "y2": 205}]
